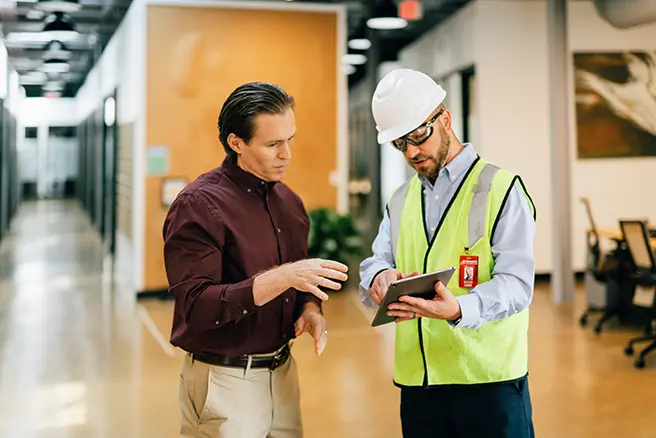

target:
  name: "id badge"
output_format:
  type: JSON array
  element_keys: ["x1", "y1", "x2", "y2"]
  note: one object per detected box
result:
[{"x1": 459, "y1": 255, "x2": 479, "y2": 289}]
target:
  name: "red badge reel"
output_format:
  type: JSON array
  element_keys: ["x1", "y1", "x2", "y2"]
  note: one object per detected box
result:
[{"x1": 459, "y1": 254, "x2": 479, "y2": 289}]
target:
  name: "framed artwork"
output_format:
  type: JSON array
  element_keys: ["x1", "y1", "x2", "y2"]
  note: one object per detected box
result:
[{"x1": 574, "y1": 51, "x2": 656, "y2": 159}]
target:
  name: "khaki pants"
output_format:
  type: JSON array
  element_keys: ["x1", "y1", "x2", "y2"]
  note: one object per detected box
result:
[{"x1": 178, "y1": 350, "x2": 303, "y2": 438}]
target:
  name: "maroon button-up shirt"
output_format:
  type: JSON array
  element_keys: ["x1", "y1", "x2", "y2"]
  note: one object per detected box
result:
[{"x1": 163, "y1": 157, "x2": 320, "y2": 357}]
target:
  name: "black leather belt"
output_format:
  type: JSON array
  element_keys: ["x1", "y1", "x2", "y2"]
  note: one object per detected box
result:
[{"x1": 192, "y1": 343, "x2": 291, "y2": 371}]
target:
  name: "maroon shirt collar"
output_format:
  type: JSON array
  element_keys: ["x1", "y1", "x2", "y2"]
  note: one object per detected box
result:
[{"x1": 220, "y1": 156, "x2": 277, "y2": 196}]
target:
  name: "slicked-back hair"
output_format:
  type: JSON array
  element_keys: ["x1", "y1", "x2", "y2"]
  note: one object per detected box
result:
[{"x1": 218, "y1": 82, "x2": 295, "y2": 161}]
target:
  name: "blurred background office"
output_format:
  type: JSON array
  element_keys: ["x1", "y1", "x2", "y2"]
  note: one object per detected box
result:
[{"x1": 1, "y1": 0, "x2": 656, "y2": 437}]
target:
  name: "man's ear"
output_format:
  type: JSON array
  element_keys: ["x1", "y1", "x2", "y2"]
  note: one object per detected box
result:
[
  {"x1": 442, "y1": 108, "x2": 452, "y2": 132},
  {"x1": 227, "y1": 133, "x2": 243, "y2": 155}
]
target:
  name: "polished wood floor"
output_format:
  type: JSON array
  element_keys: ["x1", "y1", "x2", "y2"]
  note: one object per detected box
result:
[{"x1": 0, "y1": 200, "x2": 655, "y2": 438}]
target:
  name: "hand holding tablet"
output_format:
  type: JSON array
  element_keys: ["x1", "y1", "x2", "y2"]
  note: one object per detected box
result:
[{"x1": 370, "y1": 267, "x2": 457, "y2": 327}]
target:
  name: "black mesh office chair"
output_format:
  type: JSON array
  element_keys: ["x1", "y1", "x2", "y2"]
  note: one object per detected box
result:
[
  {"x1": 620, "y1": 220, "x2": 656, "y2": 369},
  {"x1": 579, "y1": 197, "x2": 627, "y2": 333}
]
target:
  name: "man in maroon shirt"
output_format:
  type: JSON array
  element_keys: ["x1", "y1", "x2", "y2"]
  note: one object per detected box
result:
[{"x1": 163, "y1": 82, "x2": 348, "y2": 438}]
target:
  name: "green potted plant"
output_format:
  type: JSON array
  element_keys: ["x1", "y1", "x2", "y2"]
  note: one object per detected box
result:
[{"x1": 307, "y1": 207, "x2": 364, "y2": 289}]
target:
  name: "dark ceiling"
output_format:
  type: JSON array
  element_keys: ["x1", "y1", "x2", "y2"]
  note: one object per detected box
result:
[
  {"x1": 295, "y1": 0, "x2": 472, "y2": 87},
  {"x1": 0, "y1": 0, "x2": 470, "y2": 98},
  {"x1": 0, "y1": 0, "x2": 133, "y2": 98}
]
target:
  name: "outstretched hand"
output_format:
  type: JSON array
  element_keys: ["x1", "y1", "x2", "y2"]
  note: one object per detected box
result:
[
  {"x1": 386, "y1": 281, "x2": 461, "y2": 323},
  {"x1": 294, "y1": 306, "x2": 328, "y2": 356}
]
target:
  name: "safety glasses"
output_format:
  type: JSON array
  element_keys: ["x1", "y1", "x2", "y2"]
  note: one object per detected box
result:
[{"x1": 391, "y1": 108, "x2": 444, "y2": 152}]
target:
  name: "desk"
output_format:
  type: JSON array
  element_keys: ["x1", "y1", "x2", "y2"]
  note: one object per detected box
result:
[{"x1": 594, "y1": 227, "x2": 656, "y2": 247}]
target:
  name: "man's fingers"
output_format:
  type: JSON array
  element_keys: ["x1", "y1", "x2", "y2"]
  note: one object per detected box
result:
[
  {"x1": 393, "y1": 316, "x2": 414, "y2": 323},
  {"x1": 309, "y1": 286, "x2": 329, "y2": 301},
  {"x1": 294, "y1": 321, "x2": 306, "y2": 337},
  {"x1": 387, "y1": 302, "x2": 421, "y2": 314},
  {"x1": 401, "y1": 270, "x2": 420, "y2": 279},
  {"x1": 319, "y1": 268, "x2": 348, "y2": 282},
  {"x1": 319, "y1": 259, "x2": 349, "y2": 272},
  {"x1": 434, "y1": 281, "x2": 445, "y2": 294},
  {"x1": 317, "y1": 276, "x2": 342, "y2": 291},
  {"x1": 387, "y1": 310, "x2": 418, "y2": 321},
  {"x1": 397, "y1": 295, "x2": 426, "y2": 308},
  {"x1": 371, "y1": 287, "x2": 383, "y2": 305},
  {"x1": 316, "y1": 330, "x2": 328, "y2": 356}
]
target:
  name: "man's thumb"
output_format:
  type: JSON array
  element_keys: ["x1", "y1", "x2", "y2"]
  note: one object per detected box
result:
[
  {"x1": 434, "y1": 281, "x2": 446, "y2": 295},
  {"x1": 401, "y1": 270, "x2": 420, "y2": 279}
]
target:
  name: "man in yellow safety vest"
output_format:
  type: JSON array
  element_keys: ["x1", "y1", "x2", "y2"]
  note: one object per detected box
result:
[{"x1": 359, "y1": 68, "x2": 537, "y2": 437}]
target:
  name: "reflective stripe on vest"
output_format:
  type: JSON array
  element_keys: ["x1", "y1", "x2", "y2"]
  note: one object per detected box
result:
[{"x1": 389, "y1": 163, "x2": 501, "y2": 260}]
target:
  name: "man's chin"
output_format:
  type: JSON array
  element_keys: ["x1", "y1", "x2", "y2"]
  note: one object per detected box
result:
[{"x1": 270, "y1": 168, "x2": 287, "y2": 181}]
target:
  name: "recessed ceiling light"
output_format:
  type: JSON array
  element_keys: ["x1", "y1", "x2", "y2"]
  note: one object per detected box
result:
[
  {"x1": 342, "y1": 64, "x2": 356, "y2": 75},
  {"x1": 366, "y1": 17, "x2": 407, "y2": 30},
  {"x1": 348, "y1": 38, "x2": 371, "y2": 50},
  {"x1": 41, "y1": 58, "x2": 70, "y2": 74},
  {"x1": 35, "y1": 0, "x2": 82, "y2": 14},
  {"x1": 342, "y1": 53, "x2": 367, "y2": 65},
  {"x1": 26, "y1": 10, "x2": 45, "y2": 20},
  {"x1": 43, "y1": 81, "x2": 65, "y2": 92}
]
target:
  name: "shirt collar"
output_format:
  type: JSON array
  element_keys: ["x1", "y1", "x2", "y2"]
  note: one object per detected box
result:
[
  {"x1": 220, "y1": 156, "x2": 276, "y2": 196},
  {"x1": 419, "y1": 142, "x2": 478, "y2": 186}
]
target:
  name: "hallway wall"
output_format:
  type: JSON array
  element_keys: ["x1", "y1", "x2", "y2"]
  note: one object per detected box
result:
[
  {"x1": 76, "y1": 0, "x2": 147, "y2": 291},
  {"x1": 143, "y1": 2, "x2": 345, "y2": 290},
  {"x1": 399, "y1": 0, "x2": 656, "y2": 274}
]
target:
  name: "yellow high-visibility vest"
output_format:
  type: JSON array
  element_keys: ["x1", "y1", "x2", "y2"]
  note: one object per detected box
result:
[{"x1": 388, "y1": 157, "x2": 536, "y2": 386}]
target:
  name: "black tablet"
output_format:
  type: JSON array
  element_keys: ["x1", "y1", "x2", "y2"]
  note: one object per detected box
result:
[{"x1": 370, "y1": 267, "x2": 457, "y2": 327}]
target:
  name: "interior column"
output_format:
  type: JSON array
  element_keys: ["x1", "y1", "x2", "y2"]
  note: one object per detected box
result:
[{"x1": 547, "y1": 0, "x2": 575, "y2": 303}]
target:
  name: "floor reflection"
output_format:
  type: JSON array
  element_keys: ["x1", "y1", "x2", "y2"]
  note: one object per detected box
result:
[{"x1": 0, "y1": 200, "x2": 655, "y2": 438}]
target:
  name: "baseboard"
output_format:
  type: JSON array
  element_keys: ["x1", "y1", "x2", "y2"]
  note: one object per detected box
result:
[
  {"x1": 137, "y1": 288, "x2": 173, "y2": 300},
  {"x1": 535, "y1": 271, "x2": 585, "y2": 283}
]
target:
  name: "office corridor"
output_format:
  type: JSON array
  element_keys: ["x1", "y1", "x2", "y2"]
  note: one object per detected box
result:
[{"x1": 0, "y1": 200, "x2": 655, "y2": 438}]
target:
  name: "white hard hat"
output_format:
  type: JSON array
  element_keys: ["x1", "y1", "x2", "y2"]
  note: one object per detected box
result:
[{"x1": 371, "y1": 68, "x2": 447, "y2": 145}]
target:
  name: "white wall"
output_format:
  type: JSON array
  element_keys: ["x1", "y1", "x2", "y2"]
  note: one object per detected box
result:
[
  {"x1": 76, "y1": 0, "x2": 147, "y2": 292},
  {"x1": 17, "y1": 98, "x2": 79, "y2": 197},
  {"x1": 19, "y1": 98, "x2": 78, "y2": 126},
  {"x1": 398, "y1": 0, "x2": 656, "y2": 274}
]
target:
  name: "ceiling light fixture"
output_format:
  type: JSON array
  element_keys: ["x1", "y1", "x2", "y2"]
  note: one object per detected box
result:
[
  {"x1": 35, "y1": 0, "x2": 82, "y2": 14},
  {"x1": 342, "y1": 64, "x2": 356, "y2": 75},
  {"x1": 43, "y1": 81, "x2": 65, "y2": 92},
  {"x1": 366, "y1": 0, "x2": 408, "y2": 30},
  {"x1": 342, "y1": 53, "x2": 367, "y2": 65},
  {"x1": 41, "y1": 58, "x2": 70, "y2": 74},
  {"x1": 348, "y1": 38, "x2": 371, "y2": 50},
  {"x1": 43, "y1": 12, "x2": 79, "y2": 41}
]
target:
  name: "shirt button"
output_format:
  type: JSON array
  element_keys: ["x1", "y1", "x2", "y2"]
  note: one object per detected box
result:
[
  {"x1": 242, "y1": 309, "x2": 248, "y2": 315},
  {"x1": 285, "y1": 298, "x2": 289, "y2": 303},
  {"x1": 431, "y1": 227, "x2": 435, "y2": 232},
  {"x1": 215, "y1": 320, "x2": 219, "y2": 325},
  {"x1": 435, "y1": 195, "x2": 439, "y2": 200},
  {"x1": 277, "y1": 228, "x2": 281, "y2": 233},
  {"x1": 247, "y1": 189, "x2": 251, "y2": 193}
]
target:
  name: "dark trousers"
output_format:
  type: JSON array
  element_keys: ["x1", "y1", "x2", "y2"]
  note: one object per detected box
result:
[{"x1": 400, "y1": 374, "x2": 534, "y2": 438}]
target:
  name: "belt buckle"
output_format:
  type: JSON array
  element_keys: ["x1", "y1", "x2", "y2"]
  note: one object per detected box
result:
[{"x1": 269, "y1": 345, "x2": 289, "y2": 371}]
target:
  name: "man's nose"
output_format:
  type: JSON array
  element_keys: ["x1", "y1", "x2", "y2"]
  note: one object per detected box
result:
[
  {"x1": 404, "y1": 144, "x2": 421, "y2": 160},
  {"x1": 279, "y1": 142, "x2": 292, "y2": 160}
]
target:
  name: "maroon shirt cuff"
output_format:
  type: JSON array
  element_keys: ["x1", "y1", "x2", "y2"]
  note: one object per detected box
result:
[{"x1": 188, "y1": 277, "x2": 257, "y2": 330}]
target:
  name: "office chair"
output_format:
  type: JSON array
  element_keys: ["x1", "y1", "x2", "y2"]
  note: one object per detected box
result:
[
  {"x1": 579, "y1": 197, "x2": 625, "y2": 333},
  {"x1": 620, "y1": 220, "x2": 656, "y2": 369}
]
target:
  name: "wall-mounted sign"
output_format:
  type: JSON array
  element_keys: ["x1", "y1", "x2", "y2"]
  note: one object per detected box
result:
[{"x1": 146, "y1": 145, "x2": 170, "y2": 175}]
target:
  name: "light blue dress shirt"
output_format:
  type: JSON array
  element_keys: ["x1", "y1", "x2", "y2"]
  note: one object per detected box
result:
[{"x1": 359, "y1": 143, "x2": 536, "y2": 330}]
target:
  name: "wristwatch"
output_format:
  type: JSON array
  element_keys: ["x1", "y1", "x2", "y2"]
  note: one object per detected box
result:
[{"x1": 450, "y1": 316, "x2": 462, "y2": 326}]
